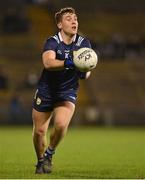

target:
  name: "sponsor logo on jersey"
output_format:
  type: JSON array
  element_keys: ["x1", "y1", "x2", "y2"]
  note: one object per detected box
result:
[
  {"x1": 57, "y1": 50, "x2": 62, "y2": 55},
  {"x1": 64, "y1": 50, "x2": 70, "y2": 59}
]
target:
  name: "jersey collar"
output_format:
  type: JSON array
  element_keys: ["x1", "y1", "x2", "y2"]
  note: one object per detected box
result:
[{"x1": 58, "y1": 32, "x2": 77, "y2": 42}]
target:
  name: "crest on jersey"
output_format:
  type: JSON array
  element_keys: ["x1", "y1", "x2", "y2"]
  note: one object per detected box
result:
[{"x1": 36, "y1": 97, "x2": 41, "y2": 105}]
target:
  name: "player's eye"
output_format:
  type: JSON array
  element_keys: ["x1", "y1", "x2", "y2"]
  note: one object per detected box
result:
[
  {"x1": 66, "y1": 17, "x2": 71, "y2": 21},
  {"x1": 74, "y1": 15, "x2": 77, "y2": 21},
  {"x1": 74, "y1": 18, "x2": 77, "y2": 22}
]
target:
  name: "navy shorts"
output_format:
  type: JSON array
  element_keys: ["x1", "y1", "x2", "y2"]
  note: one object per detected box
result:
[{"x1": 33, "y1": 88, "x2": 77, "y2": 112}]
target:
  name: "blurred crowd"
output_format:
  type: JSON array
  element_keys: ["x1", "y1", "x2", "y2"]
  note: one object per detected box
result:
[
  {"x1": 0, "y1": 65, "x2": 39, "y2": 91},
  {"x1": 1, "y1": 9, "x2": 145, "y2": 60},
  {"x1": 91, "y1": 33, "x2": 145, "y2": 60},
  {"x1": 0, "y1": 67, "x2": 9, "y2": 90}
]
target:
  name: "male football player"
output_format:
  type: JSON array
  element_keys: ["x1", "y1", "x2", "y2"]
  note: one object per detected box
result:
[{"x1": 32, "y1": 7, "x2": 92, "y2": 174}]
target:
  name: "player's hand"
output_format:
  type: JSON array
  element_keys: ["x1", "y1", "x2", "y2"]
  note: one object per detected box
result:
[
  {"x1": 77, "y1": 71, "x2": 91, "y2": 79},
  {"x1": 77, "y1": 71, "x2": 86, "y2": 79},
  {"x1": 64, "y1": 56, "x2": 75, "y2": 70}
]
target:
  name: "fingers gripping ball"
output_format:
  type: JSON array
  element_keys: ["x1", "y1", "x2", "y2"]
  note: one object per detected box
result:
[
  {"x1": 64, "y1": 55, "x2": 75, "y2": 70},
  {"x1": 73, "y1": 48, "x2": 98, "y2": 72}
]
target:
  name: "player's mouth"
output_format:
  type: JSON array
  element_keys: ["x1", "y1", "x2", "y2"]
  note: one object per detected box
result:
[{"x1": 72, "y1": 26, "x2": 77, "y2": 31}]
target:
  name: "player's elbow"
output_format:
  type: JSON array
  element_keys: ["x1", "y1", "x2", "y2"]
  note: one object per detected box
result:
[{"x1": 43, "y1": 59, "x2": 53, "y2": 70}]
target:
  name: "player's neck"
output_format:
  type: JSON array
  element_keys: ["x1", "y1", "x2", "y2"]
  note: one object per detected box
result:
[{"x1": 59, "y1": 31, "x2": 75, "y2": 45}]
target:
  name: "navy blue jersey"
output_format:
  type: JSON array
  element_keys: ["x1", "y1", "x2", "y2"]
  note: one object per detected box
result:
[
  {"x1": 38, "y1": 32, "x2": 91, "y2": 93},
  {"x1": 33, "y1": 32, "x2": 92, "y2": 111}
]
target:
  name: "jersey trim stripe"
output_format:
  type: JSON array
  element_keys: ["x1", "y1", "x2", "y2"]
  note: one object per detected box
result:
[
  {"x1": 76, "y1": 36, "x2": 84, "y2": 46},
  {"x1": 53, "y1": 35, "x2": 60, "y2": 44}
]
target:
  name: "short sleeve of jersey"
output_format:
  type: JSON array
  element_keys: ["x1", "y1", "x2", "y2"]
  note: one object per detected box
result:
[
  {"x1": 81, "y1": 38, "x2": 92, "y2": 48},
  {"x1": 43, "y1": 37, "x2": 58, "y2": 53}
]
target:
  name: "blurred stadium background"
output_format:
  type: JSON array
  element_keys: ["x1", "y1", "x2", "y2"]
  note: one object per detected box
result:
[{"x1": 0, "y1": 0, "x2": 145, "y2": 126}]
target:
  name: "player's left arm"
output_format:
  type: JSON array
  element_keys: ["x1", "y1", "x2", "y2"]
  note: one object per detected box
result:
[{"x1": 77, "y1": 38, "x2": 92, "y2": 79}]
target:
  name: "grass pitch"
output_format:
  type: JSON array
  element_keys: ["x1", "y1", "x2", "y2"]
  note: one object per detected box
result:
[{"x1": 0, "y1": 126, "x2": 145, "y2": 179}]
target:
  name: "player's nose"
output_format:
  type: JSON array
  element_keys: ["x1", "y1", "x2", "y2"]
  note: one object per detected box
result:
[
  {"x1": 72, "y1": 21, "x2": 77, "y2": 26},
  {"x1": 72, "y1": 18, "x2": 77, "y2": 24}
]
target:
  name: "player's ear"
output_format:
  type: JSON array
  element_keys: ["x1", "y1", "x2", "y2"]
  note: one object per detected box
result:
[{"x1": 57, "y1": 22, "x2": 62, "y2": 29}]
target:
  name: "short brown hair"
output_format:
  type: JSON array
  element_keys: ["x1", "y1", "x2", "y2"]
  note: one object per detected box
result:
[{"x1": 55, "y1": 7, "x2": 76, "y2": 25}]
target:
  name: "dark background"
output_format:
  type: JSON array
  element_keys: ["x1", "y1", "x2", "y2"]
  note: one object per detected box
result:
[{"x1": 0, "y1": 0, "x2": 145, "y2": 126}]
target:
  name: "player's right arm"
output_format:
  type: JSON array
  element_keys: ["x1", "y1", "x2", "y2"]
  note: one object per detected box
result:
[
  {"x1": 42, "y1": 50, "x2": 64, "y2": 71},
  {"x1": 43, "y1": 50, "x2": 74, "y2": 70},
  {"x1": 42, "y1": 37, "x2": 74, "y2": 71}
]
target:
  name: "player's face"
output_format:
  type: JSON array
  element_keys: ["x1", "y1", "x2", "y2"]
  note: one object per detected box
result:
[{"x1": 58, "y1": 13, "x2": 78, "y2": 36}]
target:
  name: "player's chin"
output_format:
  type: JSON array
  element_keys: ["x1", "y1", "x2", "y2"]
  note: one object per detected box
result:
[
  {"x1": 73, "y1": 29, "x2": 77, "y2": 34},
  {"x1": 70, "y1": 29, "x2": 77, "y2": 35}
]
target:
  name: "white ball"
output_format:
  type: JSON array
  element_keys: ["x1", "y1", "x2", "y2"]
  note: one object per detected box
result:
[{"x1": 73, "y1": 47, "x2": 98, "y2": 72}]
